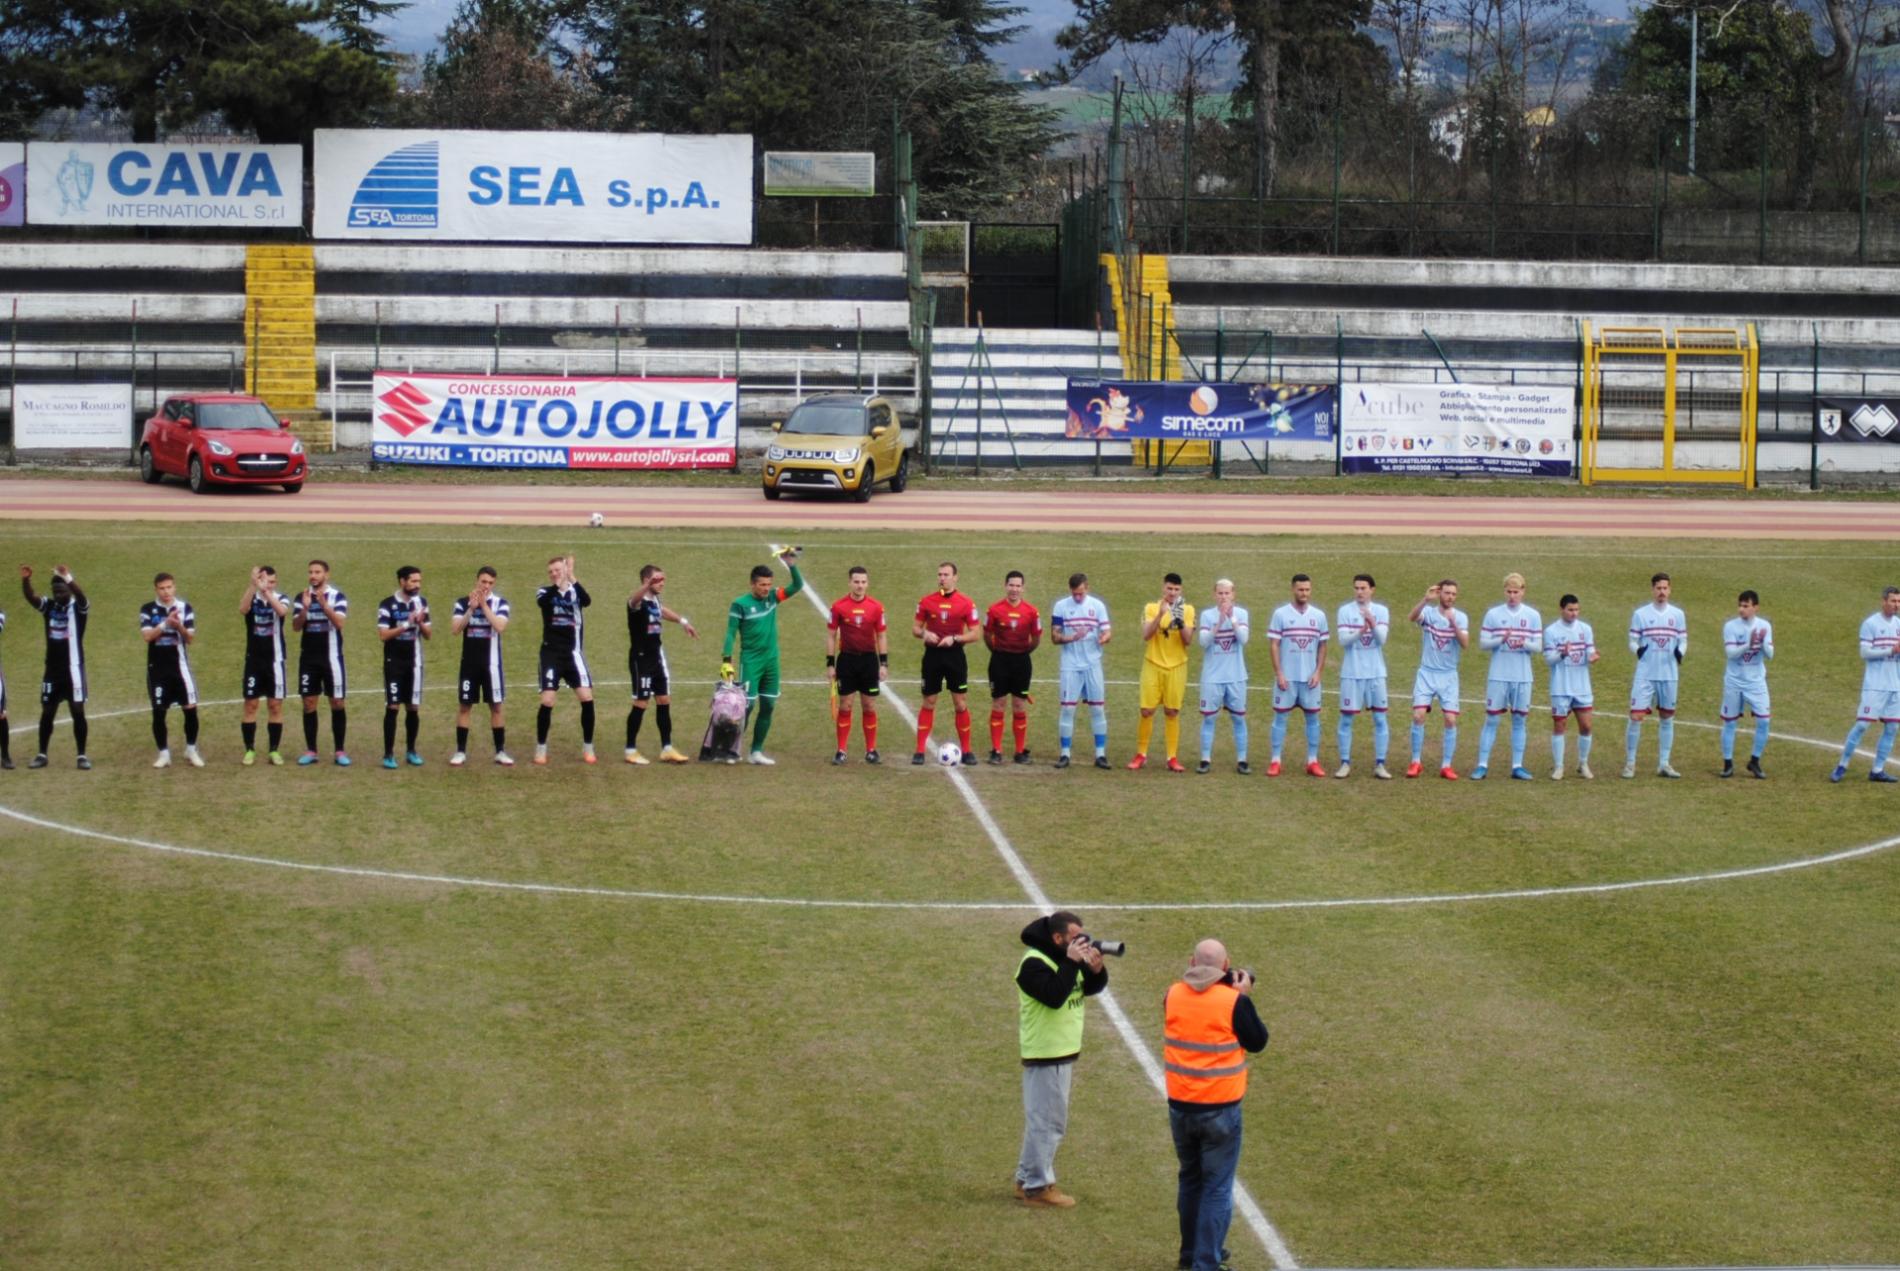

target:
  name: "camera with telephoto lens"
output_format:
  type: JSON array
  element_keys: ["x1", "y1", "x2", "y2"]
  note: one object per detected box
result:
[
  {"x1": 1078, "y1": 934, "x2": 1126, "y2": 957},
  {"x1": 1222, "y1": 967, "x2": 1253, "y2": 986}
]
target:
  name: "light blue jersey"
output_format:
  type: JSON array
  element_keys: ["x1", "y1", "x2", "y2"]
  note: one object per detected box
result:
[
  {"x1": 1628, "y1": 602, "x2": 1688, "y2": 683},
  {"x1": 1722, "y1": 616, "x2": 1773, "y2": 686},
  {"x1": 1052, "y1": 595, "x2": 1111, "y2": 671},
  {"x1": 1859, "y1": 612, "x2": 1900, "y2": 694},
  {"x1": 1268, "y1": 603, "x2": 1329, "y2": 683},
  {"x1": 1417, "y1": 606, "x2": 1468, "y2": 674},
  {"x1": 1197, "y1": 605, "x2": 1250, "y2": 686},
  {"x1": 1543, "y1": 618, "x2": 1596, "y2": 700},
  {"x1": 1335, "y1": 600, "x2": 1389, "y2": 680},
  {"x1": 1479, "y1": 602, "x2": 1542, "y2": 683}
]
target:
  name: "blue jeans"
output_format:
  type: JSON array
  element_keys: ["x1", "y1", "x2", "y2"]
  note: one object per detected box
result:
[{"x1": 1170, "y1": 1100, "x2": 1244, "y2": 1271}]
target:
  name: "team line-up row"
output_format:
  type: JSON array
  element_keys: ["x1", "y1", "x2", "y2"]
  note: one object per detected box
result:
[{"x1": 2, "y1": 556, "x2": 1898, "y2": 784}]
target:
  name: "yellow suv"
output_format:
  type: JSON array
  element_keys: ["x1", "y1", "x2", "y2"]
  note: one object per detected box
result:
[{"x1": 762, "y1": 394, "x2": 912, "y2": 502}]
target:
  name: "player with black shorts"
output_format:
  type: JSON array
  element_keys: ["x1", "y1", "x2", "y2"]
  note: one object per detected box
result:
[
  {"x1": 984, "y1": 570, "x2": 1043, "y2": 765},
  {"x1": 20, "y1": 563, "x2": 90, "y2": 769},
  {"x1": 451, "y1": 565, "x2": 512, "y2": 766},
  {"x1": 239, "y1": 565, "x2": 291, "y2": 766},
  {"x1": 911, "y1": 561, "x2": 981, "y2": 766},
  {"x1": 292, "y1": 559, "x2": 350, "y2": 766},
  {"x1": 826, "y1": 565, "x2": 889, "y2": 765},
  {"x1": 625, "y1": 563, "x2": 697, "y2": 765},
  {"x1": 377, "y1": 565, "x2": 433, "y2": 770},
  {"x1": 534, "y1": 554, "x2": 595, "y2": 765},
  {"x1": 0, "y1": 597, "x2": 11, "y2": 770},
  {"x1": 141, "y1": 572, "x2": 202, "y2": 769}
]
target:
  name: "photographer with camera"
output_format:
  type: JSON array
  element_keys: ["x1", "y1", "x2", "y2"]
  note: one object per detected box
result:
[
  {"x1": 1013, "y1": 911, "x2": 1110, "y2": 1209},
  {"x1": 1165, "y1": 939, "x2": 1269, "y2": 1271}
]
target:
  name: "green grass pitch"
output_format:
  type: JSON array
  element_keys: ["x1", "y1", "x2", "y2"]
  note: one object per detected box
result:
[{"x1": 1, "y1": 520, "x2": 1896, "y2": 1268}]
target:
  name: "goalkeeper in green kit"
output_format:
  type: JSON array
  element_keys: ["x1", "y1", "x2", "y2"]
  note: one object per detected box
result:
[{"x1": 723, "y1": 547, "x2": 803, "y2": 765}]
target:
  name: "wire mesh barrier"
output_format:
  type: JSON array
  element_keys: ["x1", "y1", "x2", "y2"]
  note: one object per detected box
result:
[{"x1": 1581, "y1": 325, "x2": 1758, "y2": 486}]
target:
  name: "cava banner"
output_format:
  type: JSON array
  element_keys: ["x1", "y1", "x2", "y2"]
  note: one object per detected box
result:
[
  {"x1": 370, "y1": 372, "x2": 737, "y2": 470},
  {"x1": 26, "y1": 143, "x2": 300, "y2": 227},
  {"x1": 1341, "y1": 382, "x2": 1575, "y2": 476},
  {"x1": 0, "y1": 142, "x2": 22, "y2": 227},
  {"x1": 1064, "y1": 380, "x2": 1334, "y2": 442},
  {"x1": 15, "y1": 382, "x2": 133, "y2": 449},
  {"x1": 315, "y1": 130, "x2": 752, "y2": 243},
  {"x1": 1815, "y1": 398, "x2": 1900, "y2": 444}
]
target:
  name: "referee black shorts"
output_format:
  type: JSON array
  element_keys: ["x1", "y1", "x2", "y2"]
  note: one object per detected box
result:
[
  {"x1": 835, "y1": 650, "x2": 881, "y2": 698},
  {"x1": 988, "y1": 650, "x2": 1033, "y2": 700},
  {"x1": 921, "y1": 645, "x2": 969, "y2": 696}
]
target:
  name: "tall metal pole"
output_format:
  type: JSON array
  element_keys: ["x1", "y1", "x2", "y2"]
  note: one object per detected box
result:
[{"x1": 1688, "y1": 7, "x2": 1698, "y2": 175}]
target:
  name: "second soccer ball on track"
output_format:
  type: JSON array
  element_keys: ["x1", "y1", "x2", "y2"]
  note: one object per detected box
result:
[{"x1": 937, "y1": 742, "x2": 963, "y2": 767}]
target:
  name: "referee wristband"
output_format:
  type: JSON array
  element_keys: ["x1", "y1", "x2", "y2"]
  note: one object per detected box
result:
[
  {"x1": 826, "y1": 655, "x2": 836, "y2": 668},
  {"x1": 878, "y1": 653, "x2": 888, "y2": 666}
]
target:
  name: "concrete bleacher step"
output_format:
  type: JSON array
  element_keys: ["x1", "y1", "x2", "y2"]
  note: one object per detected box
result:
[{"x1": 928, "y1": 326, "x2": 1127, "y2": 463}]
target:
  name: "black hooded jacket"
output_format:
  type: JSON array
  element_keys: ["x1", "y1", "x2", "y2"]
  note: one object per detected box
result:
[{"x1": 1016, "y1": 915, "x2": 1109, "y2": 1065}]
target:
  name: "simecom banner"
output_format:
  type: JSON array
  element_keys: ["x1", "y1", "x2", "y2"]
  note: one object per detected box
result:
[
  {"x1": 25, "y1": 143, "x2": 300, "y2": 227},
  {"x1": 370, "y1": 373, "x2": 738, "y2": 470},
  {"x1": 315, "y1": 130, "x2": 752, "y2": 243},
  {"x1": 0, "y1": 143, "x2": 22, "y2": 227},
  {"x1": 1340, "y1": 382, "x2": 1575, "y2": 477},
  {"x1": 1064, "y1": 380, "x2": 1334, "y2": 442}
]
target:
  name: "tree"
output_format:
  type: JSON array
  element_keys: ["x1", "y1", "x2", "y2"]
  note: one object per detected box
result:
[
  {"x1": 324, "y1": 0, "x2": 412, "y2": 63},
  {"x1": 409, "y1": 0, "x2": 614, "y2": 130}
]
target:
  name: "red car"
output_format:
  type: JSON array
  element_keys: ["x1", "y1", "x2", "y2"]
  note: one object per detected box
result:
[{"x1": 139, "y1": 394, "x2": 308, "y2": 494}]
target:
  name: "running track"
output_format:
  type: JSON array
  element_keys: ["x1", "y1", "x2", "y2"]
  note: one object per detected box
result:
[{"x1": 2, "y1": 477, "x2": 1898, "y2": 539}]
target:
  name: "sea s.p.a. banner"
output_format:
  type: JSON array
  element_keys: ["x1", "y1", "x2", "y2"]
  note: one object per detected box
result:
[
  {"x1": 1064, "y1": 380, "x2": 1334, "y2": 442},
  {"x1": 371, "y1": 373, "x2": 738, "y2": 470},
  {"x1": 1340, "y1": 382, "x2": 1575, "y2": 476}
]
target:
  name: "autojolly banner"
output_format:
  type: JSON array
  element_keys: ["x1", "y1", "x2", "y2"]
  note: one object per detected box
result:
[
  {"x1": 0, "y1": 143, "x2": 22, "y2": 227},
  {"x1": 370, "y1": 372, "x2": 737, "y2": 469},
  {"x1": 1815, "y1": 397, "x2": 1900, "y2": 444},
  {"x1": 1340, "y1": 382, "x2": 1575, "y2": 476},
  {"x1": 1064, "y1": 380, "x2": 1334, "y2": 442},
  {"x1": 314, "y1": 130, "x2": 752, "y2": 243},
  {"x1": 25, "y1": 143, "x2": 301, "y2": 227}
]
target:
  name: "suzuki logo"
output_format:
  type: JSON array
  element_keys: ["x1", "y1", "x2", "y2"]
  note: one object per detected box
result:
[
  {"x1": 1849, "y1": 403, "x2": 1897, "y2": 438},
  {"x1": 378, "y1": 380, "x2": 433, "y2": 438}
]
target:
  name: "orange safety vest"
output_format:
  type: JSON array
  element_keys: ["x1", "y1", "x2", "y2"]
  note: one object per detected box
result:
[{"x1": 1163, "y1": 980, "x2": 1248, "y2": 1104}]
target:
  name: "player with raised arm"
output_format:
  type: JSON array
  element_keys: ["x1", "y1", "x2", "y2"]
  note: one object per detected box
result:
[
  {"x1": 21, "y1": 563, "x2": 91, "y2": 769},
  {"x1": 533, "y1": 554, "x2": 596, "y2": 766},
  {"x1": 239, "y1": 565, "x2": 291, "y2": 766},
  {"x1": 1196, "y1": 578, "x2": 1250, "y2": 774},
  {"x1": 1407, "y1": 579, "x2": 1469, "y2": 780},
  {"x1": 1472, "y1": 572, "x2": 1542, "y2": 781},
  {"x1": 1543, "y1": 594, "x2": 1599, "y2": 779},
  {"x1": 1050, "y1": 573, "x2": 1112, "y2": 769},
  {"x1": 721, "y1": 548, "x2": 804, "y2": 766},
  {"x1": 1719, "y1": 589, "x2": 1773, "y2": 779},
  {"x1": 826, "y1": 566, "x2": 887, "y2": 765},
  {"x1": 984, "y1": 571, "x2": 1042, "y2": 765},
  {"x1": 1334, "y1": 573, "x2": 1391, "y2": 779},
  {"x1": 1624, "y1": 572, "x2": 1688, "y2": 779},
  {"x1": 451, "y1": 565, "x2": 513, "y2": 767},
  {"x1": 1267, "y1": 573, "x2": 1329, "y2": 777},
  {"x1": 913, "y1": 562, "x2": 981, "y2": 766},
  {"x1": 1830, "y1": 585, "x2": 1900, "y2": 784},
  {"x1": 1132, "y1": 573, "x2": 1196, "y2": 773},
  {"x1": 141, "y1": 572, "x2": 202, "y2": 768},
  {"x1": 292, "y1": 559, "x2": 350, "y2": 766},
  {"x1": 377, "y1": 565, "x2": 432, "y2": 770},
  {"x1": 626, "y1": 564, "x2": 697, "y2": 766}
]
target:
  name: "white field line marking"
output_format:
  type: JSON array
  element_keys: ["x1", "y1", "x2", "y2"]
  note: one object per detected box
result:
[{"x1": 787, "y1": 566, "x2": 1301, "y2": 1271}]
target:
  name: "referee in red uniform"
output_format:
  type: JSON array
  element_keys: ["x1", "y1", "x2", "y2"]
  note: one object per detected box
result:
[
  {"x1": 826, "y1": 565, "x2": 888, "y2": 764},
  {"x1": 913, "y1": 561, "x2": 981, "y2": 765},
  {"x1": 984, "y1": 570, "x2": 1043, "y2": 764}
]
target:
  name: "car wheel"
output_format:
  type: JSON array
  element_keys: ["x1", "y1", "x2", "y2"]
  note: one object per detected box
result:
[
  {"x1": 888, "y1": 452, "x2": 909, "y2": 493},
  {"x1": 187, "y1": 455, "x2": 208, "y2": 494},
  {"x1": 852, "y1": 462, "x2": 874, "y2": 503},
  {"x1": 281, "y1": 482, "x2": 303, "y2": 494},
  {"x1": 139, "y1": 447, "x2": 161, "y2": 484},
  {"x1": 762, "y1": 483, "x2": 782, "y2": 500}
]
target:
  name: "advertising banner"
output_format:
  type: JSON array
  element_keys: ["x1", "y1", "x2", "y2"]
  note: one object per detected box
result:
[
  {"x1": 0, "y1": 142, "x2": 22, "y2": 227},
  {"x1": 1064, "y1": 380, "x2": 1334, "y2": 442},
  {"x1": 25, "y1": 143, "x2": 301, "y2": 227},
  {"x1": 15, "y1": 382, "x2": 134, "y2": 450},
  {"x1": 1340, "y1": 382, "x2": 1574, "y2": 476},
  {"x1": 1815, "y1": 398, "x2": 1900, "y2": 444},
  {"x1": 370, "y1": 372, "x2": 737, "y2": 469},
  {"x1": 315, "y1": 130, "x2": 752, "y2": 243}
]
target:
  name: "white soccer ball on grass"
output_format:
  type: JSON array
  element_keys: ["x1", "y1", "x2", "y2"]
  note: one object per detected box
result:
[
  {"x1": 589, "y1": 512, "x2": 605, "y2": 528},
  {"x1": 936, "y1": 742, "x2": 963, "y2": 766}
]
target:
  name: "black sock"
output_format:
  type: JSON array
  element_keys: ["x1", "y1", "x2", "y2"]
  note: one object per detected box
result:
[
  {"x1": 627, "y1": 704, "x2": 645, "y2": 749},
  {"x1": 183, "y1": 708, "x2": 198, "y2": 748},
  {"x1": 242, "y1": 721, "x2": 257, "y2": 750},
  {"x1": 656, "y1": 703, "x2": 672, "y2": 747},
  {"x1": 39, "y1": 704, "x2": 55, "y2": 755},
  {"x1": 536, "y1": 704, "x2": 552, "y2": 745},
  {"x1": 268, "y1": 721, "x2": 283, "y2": 753},
  {"x1": 384, "y1": 710, "x2": 398, "y2": 757},
  {"x1": 580, "y1": 700, "x2": 596, "y2": 745},
  {"x1": 303, "y1": 710, "x2": 319, "y2": 751},
  {"x1": 456, "y1": 725, "x2": 470, "y2": 753},
  {"x1": 152, "y1": 705, "x2": 168, "y2": 750},
  {"x1": 0, "y1": 722, "x2": 9, "y2": 761},
  {"x1": 492, "y1": 726, "x2": 506, "y2": 754},
  {"x1": 71, "y1": 705, "x2": 87, "y2": 755},
  {"x1": 405, "y1": 710, "x2": 420, "y2": 752},
  {"x1": 331, "y1": 707, "x2": 347, "y2": 752}
]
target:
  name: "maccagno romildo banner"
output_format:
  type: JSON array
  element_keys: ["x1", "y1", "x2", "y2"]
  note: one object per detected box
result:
[
  {"x1": 1340, "y1": 382, "x2": 1575, "y2": 477},
  {"x1": 371, "y1": 373, "x2": 738, "y2": 470},
  {"x1": 1064, "y1": 380, "x2": 1335, "y2": 442}
]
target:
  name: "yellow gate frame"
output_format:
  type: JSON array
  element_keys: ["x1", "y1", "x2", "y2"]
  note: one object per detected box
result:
[{"x1": 1580, "y1": 322, "x2": 1758, "y2": 488}]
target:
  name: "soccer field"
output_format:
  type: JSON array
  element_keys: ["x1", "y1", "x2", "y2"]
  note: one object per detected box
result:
[{"x1": 1, "y1": 518, "x2": 1896, "y2": 1268}]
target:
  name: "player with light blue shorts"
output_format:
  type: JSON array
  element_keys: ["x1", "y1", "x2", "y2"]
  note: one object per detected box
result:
[
  {"x1": 1473, "y1": 572, "x2": 1542, "y2": 781},
  {"x1": 1267, "y1": 574, "x2": 1329, "y2": 776},
  {"x1": 1051, "y1": 572, "x2": 1112, "y2": 769},
  {"x1": 1625, "y1": 572, "x2": 1688, "y2": 779},
  {"x1": 1407, "y1": 580, "x2": 1469, "y2": 779},
  {"x1": 1719, "y1": 589, "x2": 1774, "y2": 779},
  {"x1": 1831, "y1": 585, "x2": 1900, "y2": 783},
  {"x1": 1543, "y1": 594, "x2": 1598, "y2": 779},
  {"x1": 1333, "y1": 573, "x2": 1390, "y2": 779},
  {"x1": 1195, "y1": 578, "x2": 1250, "y2": 774}
]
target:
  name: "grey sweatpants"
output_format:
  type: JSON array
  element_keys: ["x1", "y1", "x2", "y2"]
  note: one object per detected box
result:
[{"x1": 1014, "y1": 1059, "x2": 1075, "y2": 1191}]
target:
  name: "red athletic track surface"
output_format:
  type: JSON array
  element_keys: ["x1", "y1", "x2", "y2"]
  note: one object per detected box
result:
[{"x1": 2, "y1": 477, "x2": 1898, "y2": 540}]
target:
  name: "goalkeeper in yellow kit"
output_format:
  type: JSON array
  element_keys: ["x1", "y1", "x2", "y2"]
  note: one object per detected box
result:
[{"x1": 1129, "y1": 572, "x2": 1195, "y2": 772}]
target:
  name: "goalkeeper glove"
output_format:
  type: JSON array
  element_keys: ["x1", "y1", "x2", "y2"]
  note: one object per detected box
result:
[{"x1": 721, "y1": 661, "x2": 736, "y2": 681}]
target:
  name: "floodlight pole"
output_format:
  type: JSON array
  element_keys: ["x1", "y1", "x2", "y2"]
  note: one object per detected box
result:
[{"x1": 1687, "y1": 7, "x2": 1698, "y2": 175}]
